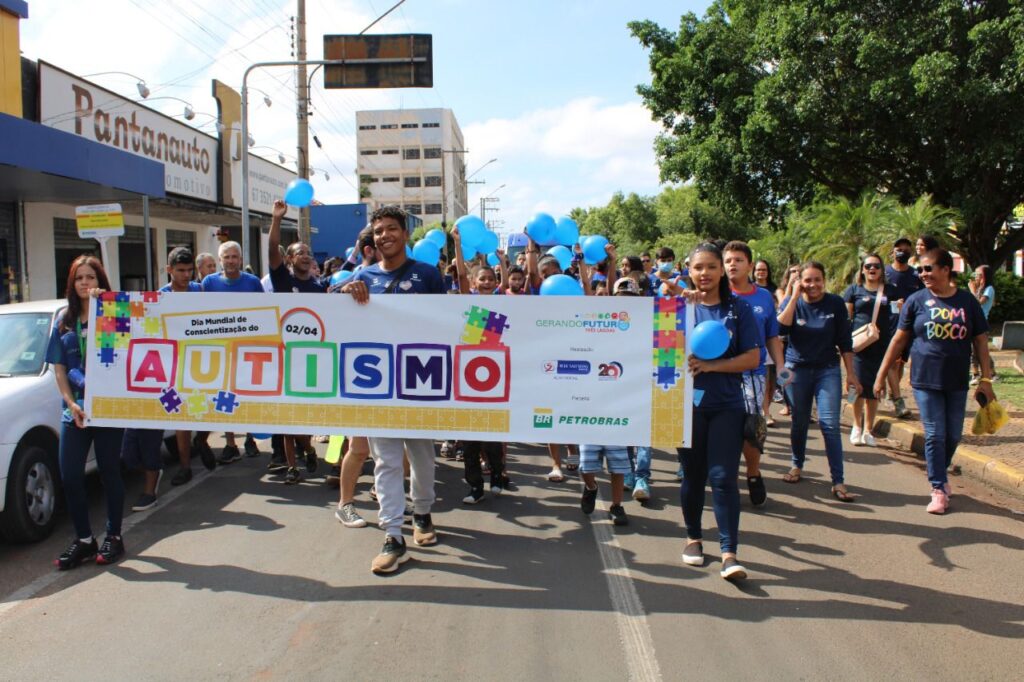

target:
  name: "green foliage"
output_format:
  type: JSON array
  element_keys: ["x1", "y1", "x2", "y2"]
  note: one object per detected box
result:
[
  {"x1": 988, "y1": 270, "x2": 1024, "y2": 327},
  {"x1": 630, "y1": 1, "x2": 1024, "y2": 266}
]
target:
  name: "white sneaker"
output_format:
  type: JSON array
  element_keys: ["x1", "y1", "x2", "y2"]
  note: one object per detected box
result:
[
  {"x1": 849, "y1": 426, "x2": 862, "y2": 446},
  {"x1": 546, "y1": 467, "x2": 564, "y2": 482},
  {"x1": 861, "y1": 432, "x2": 877, "y2": 447}
]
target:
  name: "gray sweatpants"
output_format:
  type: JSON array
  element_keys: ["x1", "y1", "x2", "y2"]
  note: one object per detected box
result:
[{"x1": 369, "y1": 437, "x2": 436, "y2": 537}]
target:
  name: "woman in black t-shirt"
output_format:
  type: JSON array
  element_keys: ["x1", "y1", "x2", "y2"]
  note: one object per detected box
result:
[
  {"x1": 874, "y1": 249, "x2": 996, "y2": 515},
  {"x1": 842, "y1": 254, "x2": 898, "y2": 448}
]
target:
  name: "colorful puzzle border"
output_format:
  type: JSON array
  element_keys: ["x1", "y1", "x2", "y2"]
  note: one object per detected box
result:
[{"x1": 650, "y1": 297, "x2": 686, "y2": 449}]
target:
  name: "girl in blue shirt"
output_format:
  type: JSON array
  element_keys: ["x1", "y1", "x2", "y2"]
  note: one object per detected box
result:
[
  {"x1": 664, "y1": 243, "x2": 760, "y2": 581},
  {"x1": 46, "y1": 256, "x2": 126, "y2": 569},
  {"x1": 777, "y1": 261, "x2": 860, "y2": 502}
]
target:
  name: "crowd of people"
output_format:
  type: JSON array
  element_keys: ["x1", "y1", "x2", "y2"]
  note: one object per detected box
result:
[{"x1": 45, "y1": 202, "x2": 999, "y2": 579}]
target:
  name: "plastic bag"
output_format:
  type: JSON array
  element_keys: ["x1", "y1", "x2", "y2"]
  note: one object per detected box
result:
[{"x1": 971, "y1": 400, "x2": 1009, "y2": 435}]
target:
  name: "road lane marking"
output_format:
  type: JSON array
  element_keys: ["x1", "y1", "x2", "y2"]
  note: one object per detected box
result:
[{"x1": 591, "y1": 498, "x2": 663, "y2": 682}]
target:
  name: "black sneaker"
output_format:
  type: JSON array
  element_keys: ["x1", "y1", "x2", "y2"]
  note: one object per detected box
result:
[
  {"x1": 581, "y1": 485, "x2": 598, "y2": 515},
  {"x1": 720, "y1": 557, "x2": 748, "y2": 581},
  {"x1": 194, "y1": 436, "x2": 216, "y2": 471},
  {"x1": 412, "y1": 513, "x2": 437, "y2": 546},
  {"x1": 54, "y1": 538, "x2": 97, "y2": 570},
  {"x1": 682, "y1": 541, "x2": 704, "y2": 567},
  {"x1": 284, "y1": 467, "x2": 301, "y2": 485},
  {"x1": 462, "y1": 487, "x2": 485, "y2": 505},
  {"x1": 218, "y1": 444, "x2": 241, "y2": 465},
  {"x1": 96, "y1": 535, "x2": 125, "y2": 565},
  {"x1": 244, "y1": 436, "x2": 260, "y2": 457},
  {"x1": 747, "y1": 476, "x2": 768, "y2": 507},
  {"x1": 608, "y1": 503, "x2": 628, "y2": 526},
  {"x1": 304, "y1": 450, "x2": 318, "y2": 474},
  {"x1": 371, "y1": 535, "x2": 409, "y2": 574},
  {"x1": 170, "y1": 467, "x2": 192, "y2": 486},
  {"x1": 132, "y1": 493, "x2": 158, "y2": 512},
  {"x1": 266, "y1": 452, "x2": 288, "y2": 472}
]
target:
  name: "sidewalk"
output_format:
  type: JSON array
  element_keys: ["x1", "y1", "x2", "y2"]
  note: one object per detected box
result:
[{"x1": 863, "y1": 349, "x2": 1024, "y2": 499}]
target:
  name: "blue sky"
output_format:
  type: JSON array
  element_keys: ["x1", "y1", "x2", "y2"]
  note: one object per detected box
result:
[{"x1": 20, "y1": 0, "x2": 710, "y2": 232}]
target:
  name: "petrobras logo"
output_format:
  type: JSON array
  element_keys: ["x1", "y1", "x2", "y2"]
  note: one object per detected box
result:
[
  {"x1": 533, "y1": 408, "x2": 553, "y2": 429},
  {"x1": 557, "y1": 415, "x2": 631, "y2": 427},
  {"x1": 597, "y1": 361, "x2": 624, "y2": 380},
  {"x1": 542, "y1": 360, "x2": 592, "y2": 375},
  {"x1": 535, "y1": 311, "x2": 631, "y2": 333}
]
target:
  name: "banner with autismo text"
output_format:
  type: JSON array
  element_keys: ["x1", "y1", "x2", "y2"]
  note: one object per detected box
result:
[{"x1": 85, "y1": 292, "x2": 693, "y2": 448}]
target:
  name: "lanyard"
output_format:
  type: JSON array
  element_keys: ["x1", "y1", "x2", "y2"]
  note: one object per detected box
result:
[{"x1": 75, "y1": 318, "x2": 86, "y2": 370}]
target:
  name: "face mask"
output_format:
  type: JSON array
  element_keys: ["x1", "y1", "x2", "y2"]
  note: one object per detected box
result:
[
  {"x1": 658, "y1": 262, "x2": 674, "y2": 274},
  {"x1": 894, "y1": 251, "x2": 910, "y2": 264}
]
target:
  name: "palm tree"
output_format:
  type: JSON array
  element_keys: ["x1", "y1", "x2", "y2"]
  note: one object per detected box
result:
[
  {"x1": 890, "y1": 194, "x2": 961, "y2": 250},
  {"x1": 803, "y1": 192, "x2": 900, "y2": 290}
]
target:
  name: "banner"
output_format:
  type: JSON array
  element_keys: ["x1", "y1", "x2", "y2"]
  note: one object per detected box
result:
[
  {"x1": 75, "y1": 203, "x2": 125, "y2": 239},
  {"x1": 85, "y1": 292, "x2": 693, "y2": 448}
]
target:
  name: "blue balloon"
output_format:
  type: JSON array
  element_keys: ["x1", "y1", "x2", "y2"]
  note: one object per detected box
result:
[
  {"x1": 425, "y1": 228, "x2": 447, "y2": 248},
  {"x1": 284, "y1": 178, "x2": 314, "y2": 207},
  {"x1": 250, "y1": 433, "x2": 273, "y2": 440},
  {"x1": 412, "y1": 240, "x2": 441, "y2": 264},
  {"x1": 554, "y1": 216, "x2": 579, "y2": 246},
  {"x1": 461, "y1": 241, "x2": 478, "y2": 261},
  {"x1": 330, "y1": 269, "x2": 353, "y2": 287},
  {"x1": 455, "y1": 215, "x2": 487, "y2": 248},
  {"x1": 486, "y1": 252, "x2": 501, "y2": 267},
  {"x1": 525, "y1": 213, "x2": 557, "y2": 244},
  {"x1": 406, "y1": 244, "x2": 414, "y2": 259},
  {"x1": 690, "y1": 320, "x2": 731, "y2": 360},
  {"x1": 477, "y1": 230, "x2": 499, "y2": 254},
  {"x1": 546, "y1": 245, "x2": 573, "y2": 272},
  {"x1": 345, "y1": 247, "x2": 355, "y2": 260},
  {"x1": 581, "y1": 234, "x2": 610, "y2": 265},
  {"x1": 539, "y1": 273, "x2": 583, "y2": 296}
]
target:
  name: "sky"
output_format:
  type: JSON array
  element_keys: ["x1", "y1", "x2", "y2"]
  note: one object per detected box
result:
[{"x1": 19, "y1": 0, "x2": 711, "y2": 233}]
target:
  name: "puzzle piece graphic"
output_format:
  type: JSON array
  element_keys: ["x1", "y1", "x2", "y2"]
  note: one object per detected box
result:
[
  {"x1": 143, "y1": 292, "x2": 159, "y2": 303},
  {"x1": 142, "y1": 317, "x2": 161, "y2": 335},
  {"x1": 484, "y1": 311, "x2": 509, "y2": 334},
  {"x1": 130, "y1": 301, "x2": 145, "y2": 318},
  {"x1": 479, "y1": 329, "x2": 501, "y2": 347},
  {"x1": 115, "y1": 301, "x2": 129, "y2": 318},
  {"x1": 657, "y1": 297, "x2": 679, "y2": 314},
  {"x1": 461, "y1": 325, "x2": 484, "y2": 345},
  {"x1": 115, "y1": 317, "x2": 131, "y2": 333},
  {"x1": 100, "y1": 331, "x2": 116, "y2": 348},
  {"x1": 115, "y1": 332, "x2": 130, "y2": 349},
  {"x1": 102, "y1": 301, "x2": 117, "y2": 318},
  {"x1": 101, "y1": 291, "x2": 118, "y2": 302},
  {"x1": 100, "y1": 316, "x2": 117, "y2": 332},
  {"x1": 655, "y1": 330, "x2": 683, "y2": 349},
  {"x1": 655, "y1": 365, "x2": 682, "y2": 389},
  {"x1": 115, "y1": 292, "x2": 130, "y2": 303},
  {"x1": 465, "y1": 306, "x2": 489, "y2": 328},
  {"x1": 214, "y1": 391, "x2": 240, "y2": 414},
  {"x1": 99, "y1": 347, "x2": 116, "y2": 366},
  {"x1": 185, "y1": 392, "x2": 210, "y2": 416},
  {"x1": 159, "y1": 388, "x2": 183, "y2": 414},
  {"x1": 654, "y1": 312, "x2": 676, "y2": 330},
  {"x1": 95, "y1": 299, "x2": 105, "y2": 317}
]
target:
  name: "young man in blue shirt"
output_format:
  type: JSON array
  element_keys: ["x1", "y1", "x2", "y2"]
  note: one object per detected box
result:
[
  {"x1": 884, "y1": 238, "x2": 922, "y2": 418},
  {"x1": 342, "y1": 206, "x2": 444, "y2": 574},
  {"x1": 724, "y1": 241, "x2": 791, "y2": 507}
]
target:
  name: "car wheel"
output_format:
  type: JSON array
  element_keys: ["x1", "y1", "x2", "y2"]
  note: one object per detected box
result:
[{"x1": 0, "y1": 444, "x2": 60, "y2": 543}]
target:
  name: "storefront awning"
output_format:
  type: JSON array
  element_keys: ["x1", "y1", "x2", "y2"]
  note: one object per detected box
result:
[{"x1": 0, "y1": 112, "x2": 165, "y2": 202}]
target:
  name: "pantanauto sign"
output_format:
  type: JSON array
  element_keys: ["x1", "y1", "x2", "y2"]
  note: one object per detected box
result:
[{"x1": 84, "y1": 292, "x2": 693, "y2": 448}]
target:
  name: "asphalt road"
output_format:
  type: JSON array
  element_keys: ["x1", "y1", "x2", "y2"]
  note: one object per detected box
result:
[{"x1": 1, "y1": 422, "x2": 1022, "y2": 681}]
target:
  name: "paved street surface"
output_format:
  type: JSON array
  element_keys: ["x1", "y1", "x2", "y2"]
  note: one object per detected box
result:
[{"x1": 1, "y1": 423, "x2": 1022, "y2": 681}]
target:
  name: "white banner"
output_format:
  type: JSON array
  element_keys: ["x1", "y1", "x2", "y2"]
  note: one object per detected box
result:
[
  {"x1": 84, "y1": 292, "x2": 692, "y2": 448},
  {"x1": 39, "y1": 61, "x2": 218, "y2": 202}
]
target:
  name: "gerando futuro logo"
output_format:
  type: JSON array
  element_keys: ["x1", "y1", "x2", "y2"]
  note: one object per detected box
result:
[{"x1": 535, "y1": 311, "x2": 631, "y2": 333}]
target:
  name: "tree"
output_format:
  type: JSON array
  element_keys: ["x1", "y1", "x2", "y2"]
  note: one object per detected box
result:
[{"x1": 630, "y1": 1, "x2": 1024, "y2": 266}]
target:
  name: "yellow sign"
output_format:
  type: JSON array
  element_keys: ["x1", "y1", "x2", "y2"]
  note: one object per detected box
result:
[{"x1": 75, "y1": 203, "x2": 125, "y2": 239}]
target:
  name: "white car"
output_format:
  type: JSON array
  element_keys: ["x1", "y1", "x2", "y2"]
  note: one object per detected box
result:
[{"x1": 0, "y1": 299, "x2": 74, "y2": 542}]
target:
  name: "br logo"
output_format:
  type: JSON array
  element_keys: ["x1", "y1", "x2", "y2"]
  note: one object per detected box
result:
[{"x1": 533, "y1": 408, "x2": 553, "y2": 429}]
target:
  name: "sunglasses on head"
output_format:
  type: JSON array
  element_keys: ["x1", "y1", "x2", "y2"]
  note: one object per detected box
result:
[
  {"x1": 863, "y1": 263, "x2": 881, "y2": 270},
  {"x1": 916, "y1": 265, "x2": 935, "y2": 273}
]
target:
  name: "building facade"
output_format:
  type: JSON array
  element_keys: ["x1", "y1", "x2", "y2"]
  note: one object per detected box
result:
[{"x1": 356, "y1": 108, "x2": 467, "y2": 226}]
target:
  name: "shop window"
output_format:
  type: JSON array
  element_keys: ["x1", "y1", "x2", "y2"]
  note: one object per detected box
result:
[
  {"x1": 424, "y1": 175, "x2": 442, "y2": 187},
  {"x1": 404, "y1": 176, "x2": 421, "y2": 188}
]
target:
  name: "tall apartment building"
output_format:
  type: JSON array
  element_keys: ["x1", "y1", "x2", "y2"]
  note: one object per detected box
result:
[{"x1": 355, "y1": 108, "x2": 467, "y2": 226}]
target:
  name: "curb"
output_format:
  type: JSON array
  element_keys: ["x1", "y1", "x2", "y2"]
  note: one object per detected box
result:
[{"x1": 842, "y1": 404, "x2": 1024, "y2": 500}]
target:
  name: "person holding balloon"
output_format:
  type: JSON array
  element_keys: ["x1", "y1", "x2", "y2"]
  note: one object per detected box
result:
[
  {"x1": 662, "y1": 243, "x2": 760, "y2": 580},
  {"x1": 777, "y1": 262, "x2": 859, "y2": 502}
]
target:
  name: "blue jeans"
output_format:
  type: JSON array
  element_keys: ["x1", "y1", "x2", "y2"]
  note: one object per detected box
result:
[
  {"x1": 59, "y1": 423, "x2": 125, "y2": 539},
  {"x1": 913, "y1": 388, "x2": 968, "y2": 489},
  {"x1": 676, "y1": 408, "x2": 744, "y2": 554},
  {"x1": 627, "y1": 446, "x2": 651, "y2": 482},
  {"x1": 786, "y1": 364, "x2": 845, "y2": 484}
]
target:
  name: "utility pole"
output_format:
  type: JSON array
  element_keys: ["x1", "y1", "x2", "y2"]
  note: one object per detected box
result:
[
  {"x1": 480, "y1": 196, "x2": 499, "y2": 222},
  {"x1": 440, "y1": 148, "x2": 468, "y2": 228},
  {"x1": 295, "y1": 0, "x2": 311, "y2": 243}
]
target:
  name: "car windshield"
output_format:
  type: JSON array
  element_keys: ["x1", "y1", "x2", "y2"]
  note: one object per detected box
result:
[{"x1": 0, "y1": 312, "x2": 55, "y2": 377}]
